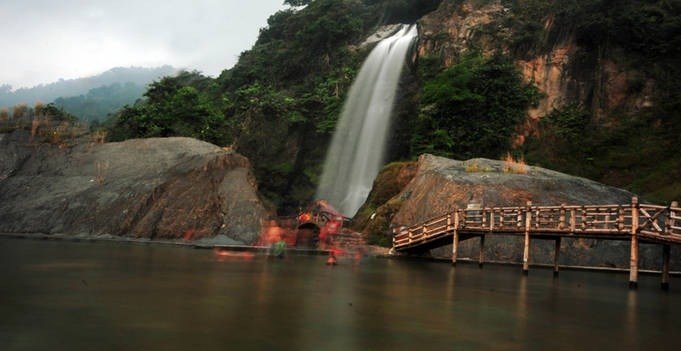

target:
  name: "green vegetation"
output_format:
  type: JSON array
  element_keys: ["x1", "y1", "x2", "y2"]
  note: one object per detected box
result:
[
  {"x1": 510, "y1": 0, "x2": 681, "y2": 202},
  {"x1": 54, "y1": 82, "x2": 147, "y2": 122},
  {"x1": 524, "y1": 103, "x2": 681, "y2": 203},
  {"x1": 105, "y1": 0, "x2": 442, "y2": 211},
  {"x1": 108, "y1": 71, "x2": 226, "y2": 145},
  {"x1": 352, "y1": 161, "x2": 418, "y2": 247},
  {"x1": 411, "y1": 54, "x2": 540, "y2": 159},
  {"x1": 0, "y1": 66, "x2": 175, "y2": 111},
  {"x1": 98, "y1": 0, "x2": 681, "y2": 211}
]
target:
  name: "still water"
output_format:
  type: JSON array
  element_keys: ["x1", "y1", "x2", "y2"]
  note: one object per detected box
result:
[{"x1": 1, "y1": 238, "x2": 679, "y2": 350}]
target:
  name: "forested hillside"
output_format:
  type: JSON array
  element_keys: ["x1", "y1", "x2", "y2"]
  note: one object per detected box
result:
[
  {"x1": 0, "y1": 66, "x2": 176, "y2": 118},
  {"x1": 54, "y1": 82, "x2": 147, "y2": 122},
  {"x1": 106, "y1": 0, "x2": 681, "y2": 211}
]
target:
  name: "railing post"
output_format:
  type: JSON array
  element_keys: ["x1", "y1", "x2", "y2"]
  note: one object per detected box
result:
[
  {"x1": 452, "y1": 211, "x2": 460, "y2": 266},
  {"x1": 570, "y1": 208, "x2": 576, "y2": 232},
  {"x1": 581, "y1": 205, "x2": 587, "y2": 231},
  {"x1": 559, "y1": 204, "x2": 566, "y2": 230},
  {"x1": 535, "y1": 208, "x2": 540, "y2": 229},
  {"x1": 489, "y1": 208, "x2": 495, "y2": 231},
  {"x1": 523, "y1": 201, "x2": 532, "y2": 275},
  {"x1": 604, "y1": 209, "x2": 610, "y2": 230},
  {"x1": 629, "y1": 197, "x2": 639, "y2": 289},
  {"x1": 446, "y1": 213, "x2": 452, "y2": 231},
  {"x1": 618, "y1": 205, "x2": 625, "y2": 232},
  {"x1": 392, "y1": 227, "x2": 396, "y2": 247},
  {"x1": 665, "y1": 201, "x2": 678, "y2": 235},
  {"x1": 553, "y1": 237, "x2": 561, "y2": 277}
]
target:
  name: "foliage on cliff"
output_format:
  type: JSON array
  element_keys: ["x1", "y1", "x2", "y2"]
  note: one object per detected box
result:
[
  {"x1": 505, "y1": 0, "x2": 681, "y2": 202},
  {"x1": 411, "y1": 54, "x2": 540, "y2": 159},
  {"x1": 106, "y1": 0, "x2": 681, "y2": 212},
  {"x1": 420, "y1": 0, "x2": 681, "y2": 203},
  {"x1": 107, "y1": 0, "x2": 442, "y2": 211}
]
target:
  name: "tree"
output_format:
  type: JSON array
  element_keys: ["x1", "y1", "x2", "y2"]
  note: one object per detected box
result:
[
  {"x1": 284, "y1": 0, "x2": 312, "y2": 6},
  {"x1": 109, "y1": 71, "x2": 228, "y2": 145}
]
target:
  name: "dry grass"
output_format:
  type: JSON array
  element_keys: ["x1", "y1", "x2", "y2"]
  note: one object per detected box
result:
[
  {"x1": 91, "y1": 130, "x2": 108, "y2": 144},
  {"x1": 95, "y1": 160, "x2": 110, "y2": 185},
  {"x1": 465, "y1": 161, "x2": 482, "y2": 173},
  {"x1": 464, "y1": 160, "x2": 493, "y2": 173},
  {"x1": 30, "y1": 117, "x2": 50, "y2": 141},
  {"x1": 34, "y1": 102, "x2": 44, "y2": 116},
  {"x1": 45, "y1": 122, "x2": 77, "y2": 148},
  {"x1": 12, "y1": 104, "x2": 28, "y2": 120},
  {"x1": 502, "y1": 153, "x2": 528, "y2": 174}
]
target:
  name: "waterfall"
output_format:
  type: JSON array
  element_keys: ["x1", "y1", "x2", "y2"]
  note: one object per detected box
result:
[{"x1": 316, "y1": 25, "x2": 417, "y2": 217}]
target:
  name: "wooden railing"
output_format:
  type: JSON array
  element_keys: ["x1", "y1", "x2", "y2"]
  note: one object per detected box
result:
[
  {"x1": 393, "y1": 200, "x2": 681, "y2": 249},
  {"x1": 392, "y1": 198, "x2": 680, "y2": 289}
]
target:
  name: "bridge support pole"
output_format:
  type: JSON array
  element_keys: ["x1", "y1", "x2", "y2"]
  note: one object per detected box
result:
[
  {"x1": 478, "y1": 235, "x2": 485, "y2": 268},
  {"x1": 452, "y1": 211, "x2": 459, "y2": 266},
  {"x1": 629, "y1": 197, "x2": 639, "y2": 289},
  {"x1": 553, "y1": 237, "x2": 561, "y2": 277},
  {"x1": 523, "y1": 201, "x2": 532, "y2": 275},
  {"x1": 661, "y1": 244, "x2": 670, "y2": 290}
]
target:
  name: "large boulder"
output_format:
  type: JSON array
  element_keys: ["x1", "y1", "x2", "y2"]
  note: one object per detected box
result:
[
  {"x1": 356, "y1": 154, "x2": 680, "y2": 269},
  {"x1": 0, "y1": 130, "x2": 270, "y2": 244}
]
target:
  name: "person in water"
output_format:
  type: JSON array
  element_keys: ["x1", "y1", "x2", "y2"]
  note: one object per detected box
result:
[
  {"x1": 326, "y1": 251, "x2": 337, "y2": 265},
  {"x1": 272, "y1": 239, "x2": 286, "y2": 258}
]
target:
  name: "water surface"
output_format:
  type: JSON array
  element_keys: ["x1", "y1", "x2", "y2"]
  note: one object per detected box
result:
[{"x1": 1, "y1": 238, "x2": 679, "y2": 350}]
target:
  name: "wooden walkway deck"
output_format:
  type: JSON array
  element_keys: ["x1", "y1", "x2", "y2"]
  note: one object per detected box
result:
[{"x1": 392, "y1": 197, "x2": 680, "y2": 289}]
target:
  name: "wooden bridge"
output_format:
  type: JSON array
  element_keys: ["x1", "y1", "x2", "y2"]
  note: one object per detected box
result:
[{"x1": 392, "y1": 197, "x2": 680, "y2": 289}]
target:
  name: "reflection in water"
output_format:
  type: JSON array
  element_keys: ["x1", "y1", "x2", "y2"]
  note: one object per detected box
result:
[
  {"x1": 1, "y1": 238, "x2": 680, "y2": 350},
  {"x1": 514, "y1": 275, "x2": 529, "y2": 344},
  {"x1": 445, "y1": 267, "x2": 456, "y2": 306},
  {"x1": 625, "y1": 290, "x2": 639, "y2": 348}
]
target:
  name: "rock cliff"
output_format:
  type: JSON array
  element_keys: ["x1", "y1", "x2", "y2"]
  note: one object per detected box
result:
[
  {"x1": 356, "y1": 154, "x2": 680, "y2": 269},
  {"x1": 416, "y1": 0, "x2": 652, "y2": 121},
  {"x1": 0, "y1": 130, "x2": 269, "y2": 244}
]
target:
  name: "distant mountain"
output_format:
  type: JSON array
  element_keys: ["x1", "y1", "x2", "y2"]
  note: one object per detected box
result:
[
  {"x1": 54, "y1": 82, "x2": 148, "y2": 122},
  {"x1": 0, "y1": 66, "x2": 177, "y2": 110}
]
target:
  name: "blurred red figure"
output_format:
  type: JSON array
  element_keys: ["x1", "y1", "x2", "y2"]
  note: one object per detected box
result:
[
  {"x1": 326, "y1": 251, "x2": 337, "y2": 265},
  {"x1": 263, "y1": 220, "x2": 284, "y2": 245}
]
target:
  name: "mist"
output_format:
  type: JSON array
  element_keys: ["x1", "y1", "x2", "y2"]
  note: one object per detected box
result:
[{"x1": 0, "y1": 0, "x2": 286, "y2": 89}]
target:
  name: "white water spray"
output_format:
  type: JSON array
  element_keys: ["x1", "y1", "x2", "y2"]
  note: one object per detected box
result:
[{"x1": 316, "y1": 25, "x2": 418, "y2": 216}]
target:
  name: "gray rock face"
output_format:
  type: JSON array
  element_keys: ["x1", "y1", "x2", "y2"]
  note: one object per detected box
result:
[
  {"x1": 393, "y1": 155, "x2": 634, "y2": 223},
  {"x1": 0, "y1": 131, "x2": 269, "y2": 244},
  {"x1": 369, "y1": 154, "x2": 680, "y2": 269}
]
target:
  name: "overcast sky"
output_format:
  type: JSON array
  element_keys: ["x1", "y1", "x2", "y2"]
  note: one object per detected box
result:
[{"x1": 0, "y1": 0, "x2": 287, "y2": 89}]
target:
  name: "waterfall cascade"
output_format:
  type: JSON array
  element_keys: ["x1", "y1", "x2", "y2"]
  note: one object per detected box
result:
[{"x1": 316, "y1": 25, "x2": 418, "y2": 217}]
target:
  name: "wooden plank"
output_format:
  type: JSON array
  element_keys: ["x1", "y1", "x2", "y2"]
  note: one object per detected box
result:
[
  {"x1": 452, "y1": 212, "x2": 460, "y2": 266},
  {"x1": 581, "y1": 206, "x2": 587, "y2": 230},
  {"x1": 640, "y1": 204, "x2": 668, "y2": 210},
  {"x1": 554, "y1": 237, "x2": 561, "y2": 277},
  {"x1": 630, "y1": 197, "x2": 639, "y2": 289},
  {"x1": 523, "y1": 201, "x2": 532, "y2": 274},
  {"x1": 667, "y1": 201, "x2": 678, "y2": 236}
]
